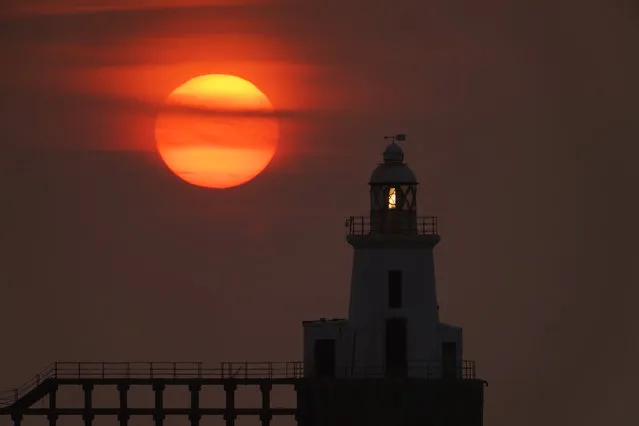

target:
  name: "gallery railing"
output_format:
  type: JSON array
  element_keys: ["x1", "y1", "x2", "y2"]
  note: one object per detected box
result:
[
  {"x1": 345, "y1": 216, "x2": 438, "y2": 236},
  {"x1": 329, "y1": 360, "x2": 475, "y2": 379}
]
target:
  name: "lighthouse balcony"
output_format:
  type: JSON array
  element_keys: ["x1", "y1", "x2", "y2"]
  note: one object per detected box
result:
[
  {"x1": 330, "y1": 360, "x2": 476, "y2": 379},
  {"x1": 345, "y1": 216, "x2": 438, "y2": 236}
]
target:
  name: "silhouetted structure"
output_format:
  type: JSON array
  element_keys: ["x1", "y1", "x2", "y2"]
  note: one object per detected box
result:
[
  {"x1": 298, "y1": 135, "x2": 485, "y2": 425},
  {"x1": 0, "y1": 135, "x2": 485, "y2": 426}
]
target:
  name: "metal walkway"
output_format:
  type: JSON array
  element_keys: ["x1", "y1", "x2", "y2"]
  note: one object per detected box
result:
[
  {"x1": 0, "y1": 360, "x2": 480, "y2": 426},
  {"x1": 0, "y1": 361, "x2": 303, "y2": 426},
  {"x1": 0, "y1": 361, "x2": 303, "y2": 408}
]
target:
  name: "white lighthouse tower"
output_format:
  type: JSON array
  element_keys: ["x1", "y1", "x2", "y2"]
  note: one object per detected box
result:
[{"x1": 303, "y1": 135, "x2": 463, "y2": 379}]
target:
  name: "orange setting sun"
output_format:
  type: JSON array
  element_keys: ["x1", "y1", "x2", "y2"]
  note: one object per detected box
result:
[{"x1": 155, "y1": 74, "x2": 279, "y2": 188}]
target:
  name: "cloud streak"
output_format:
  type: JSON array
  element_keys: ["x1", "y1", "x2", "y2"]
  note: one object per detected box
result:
[
  {"x1": 2, "y1": 0, "x2": 270, "y2": 18},
  {"x1": 0, "y1": 84, "x2": 341, "y2": 131},
  {"x1": 0, "y1": 84, "x2": 340, "y2": 121}
]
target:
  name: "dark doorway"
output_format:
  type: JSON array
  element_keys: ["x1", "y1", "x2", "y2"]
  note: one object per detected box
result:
[
  {"x1": 442, "y1": 342, "x2": 458, "y2": 379},
  {"x1": 314, "y1": 339, "x2": 336, "y2": 377},
  {"x1": 385, "y1": 317, "x2": 408, "y2": 377}
]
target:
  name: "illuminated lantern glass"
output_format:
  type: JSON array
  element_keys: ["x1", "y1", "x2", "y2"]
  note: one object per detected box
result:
[{"x1": 388, "y1": 187, "x2": 397, "y2": 209}]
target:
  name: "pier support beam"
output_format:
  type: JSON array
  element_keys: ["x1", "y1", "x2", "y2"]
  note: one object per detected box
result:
[
  {"x1": 117, "y1": 383, "x2": 130, "y2": 426},
  {"x1": 11, "y1": 412, "x2": 22, "y2": 426},
  {"x1": 153, "y1": 381, "x2": 166, "y2": 426},
  {"x1": 82, "y1": 384, "x2": 94, "y2": 426},
  {"x1": 48, "y1": 385, "x2": 59, "y2": 426},
  {"x1": 189, "y1": 383, "x2": 202, "y2": 426},
  {"x1": 223, "y1": 382, "x2": 237, "y2": 426},
  {"x1": 294, "y1": 381, "x2": 308, "y2": 426},
  {"x1": 260, "y1": 382, "x2": 272, "y2": 426}
]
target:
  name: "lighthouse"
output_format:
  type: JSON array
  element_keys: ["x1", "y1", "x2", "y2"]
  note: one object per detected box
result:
[{"x1": 297, "y1": 135, "x2": 485, "y2": 426}]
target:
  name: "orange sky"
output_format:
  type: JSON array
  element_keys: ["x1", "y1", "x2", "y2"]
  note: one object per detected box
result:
[{"x1": 1, "y1": 0, "x2": 341, "y2": 159}]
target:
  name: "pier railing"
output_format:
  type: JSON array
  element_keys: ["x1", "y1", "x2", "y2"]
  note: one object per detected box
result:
[
  {"x1": 0, "y1": 359, "x2": 476, "y2": 408},
  {"x1": 0, "y1": 361, "x2": 303, "y2": 407}
]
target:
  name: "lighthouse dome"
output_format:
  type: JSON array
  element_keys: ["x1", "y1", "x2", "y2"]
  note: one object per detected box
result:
[
  {"x1": 383, "y1": 142, "x2": 404, "y2": 162},
  {"x1": 369, "y1": 142, "x2": 417, "y2": 184}
]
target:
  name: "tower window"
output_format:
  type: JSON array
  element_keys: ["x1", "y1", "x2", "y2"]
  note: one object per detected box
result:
[
  {"x1": 388, "y1": 187, "x2": 397, "y2": 209},
  {"x1": 388, "y1": 270, "x2": 402, "y2": 308}
]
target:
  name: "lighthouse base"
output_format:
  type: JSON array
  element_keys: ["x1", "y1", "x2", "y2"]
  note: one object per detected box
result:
[{"x1": 296, "y1": 378, "x2": 484, "y2": 426}]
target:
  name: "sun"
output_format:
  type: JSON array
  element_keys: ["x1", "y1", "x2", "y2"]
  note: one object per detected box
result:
[{"x1": 155, "y1": 74, "x2": 279, "y2": 189}]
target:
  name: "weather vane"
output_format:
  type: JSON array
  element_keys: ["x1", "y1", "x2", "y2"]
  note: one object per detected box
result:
[{"x1": 384, "y1": 134, "x2": 406, "y2": 143}]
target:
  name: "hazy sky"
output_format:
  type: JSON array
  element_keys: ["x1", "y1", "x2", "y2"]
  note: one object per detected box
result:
[{"x1": 1, "y1": 1, "x2": 638, "y2": 425}]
